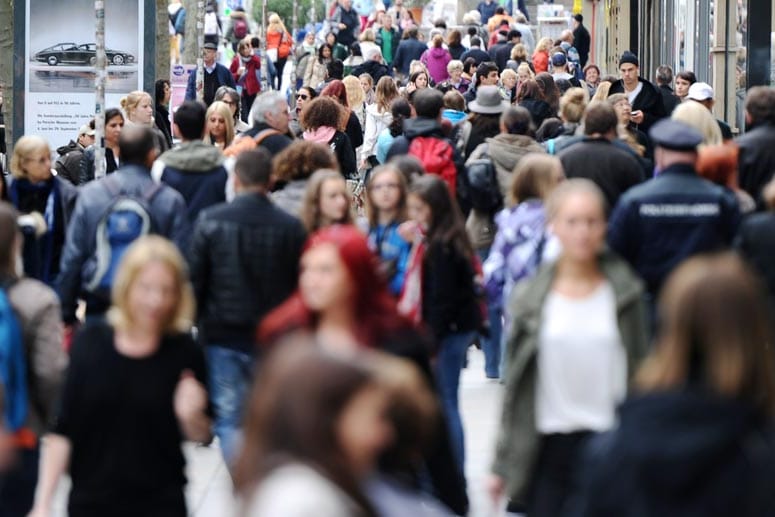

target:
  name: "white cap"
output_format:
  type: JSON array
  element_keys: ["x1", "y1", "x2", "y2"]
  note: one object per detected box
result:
[{"x1": 687, "y1": 82, "x2": 714, "y2": 101}]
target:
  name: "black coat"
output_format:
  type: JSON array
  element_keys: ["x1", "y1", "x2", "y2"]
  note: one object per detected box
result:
[
  {"x1": 571, "y1": 389, "x2": 775, "y2": 517},
  {"x1": 559, "y1": 137, "x2": 645, "y2": 209},
  {"x1": 351, "y1": 60, "x2": 391, "y2": 85},
  {"x1": 573, "y1": 24, "x2": 591, "y2": 67},
  {"x1": 421, "y1": 241, "x2": 482, "y2": 340},
  {"x1": 735, "y1": 211, "x2": 775, "y2": 316},
  {"x1": 519, "y1": 98, "x2": 555, "y2": 130},
  {"x1": 658, "y1": 84, "x2": 680, "y2": 115},
  {"x1": 393, "y1": 37, "x2": 428, "y2": 76},
  {"x1": 188, "y1": 193, "x2": 306, "y2": 350},
  {"x1": 737, "y1": 123, "x2": 775, "y2": 206},
  {"x1": 609, "y1": 78, "x2": 667, "y2": 134},
  {"x1": 329, "y1": 129, "x2": 358, "y2": 179},
  {"x1": 243, "y1": 122, "x2": 294, "y2": 155},
  {"x1": 345, "y1": 110, "x2": 364, "y2": 150},
  {"x1": 460, "y1": 47, "x2": 491, "y2": 66}
]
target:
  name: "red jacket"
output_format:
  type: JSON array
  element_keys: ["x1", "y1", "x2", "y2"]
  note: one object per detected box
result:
[
  {"x1": 230, "y1": 54, "x2": 262, "y2": 96},
  {"x1": 532, "y1": 50, "x2": 549, "y2": 73}
]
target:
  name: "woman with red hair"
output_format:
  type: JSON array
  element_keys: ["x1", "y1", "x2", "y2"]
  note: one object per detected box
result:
[
  {"x1": 321, "y1": 79, "x2": 365, "y2": 151},
  {"x1": 258, "y1": 224, "x2": 469, "y2": 515},
  {"x1": 696, "y1": 144, "x2": 756, "y2": 213}
]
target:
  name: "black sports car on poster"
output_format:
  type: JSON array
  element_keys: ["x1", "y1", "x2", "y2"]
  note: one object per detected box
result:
[{"x1": 33, "y1": 43, "x2": 135, "y2": 66}]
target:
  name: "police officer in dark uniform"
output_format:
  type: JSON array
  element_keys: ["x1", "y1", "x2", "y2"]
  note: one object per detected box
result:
[{"x1": 607, "y1": 119, "x2": 740, "y2": 300}]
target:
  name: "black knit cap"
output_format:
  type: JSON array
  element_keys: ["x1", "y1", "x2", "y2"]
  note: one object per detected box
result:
[{"x1": 619, "y1": 51, "x2": 639, "y2": 67}]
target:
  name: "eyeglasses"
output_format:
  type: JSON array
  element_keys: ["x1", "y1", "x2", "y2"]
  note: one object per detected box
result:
[{"x1": 297, "y1": 94, "x2": 309, "y2": 100}]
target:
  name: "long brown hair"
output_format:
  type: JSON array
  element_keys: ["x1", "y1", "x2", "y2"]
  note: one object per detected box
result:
[
  {"x1": 365, "y1": 165, "x2": 408, "y2": 227},
  {"x1": 0, "y1": 203, "x2": 19, "y2": 279},
  {"x1": 233, "y1": 343, "x2": 379, "y2": 516},
  {"x1": 637, "y1": 253, "x2": 775, "y2": 417},
  {"x1": 300, "y1": 169, "x2": 354, "y2": 232},
  {"x1": 408, "y1": 175, "x2": 474, "y2": 261}
]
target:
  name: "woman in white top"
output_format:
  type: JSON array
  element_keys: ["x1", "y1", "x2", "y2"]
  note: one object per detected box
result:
[
  {"x1": 487, "y1": 179, "x2": 650, "y2": 516},
  {"x1": 361, "y1": 76, "x2": 400, "y2": 169},
  {"x1": 234, "y1": 345, "x2": 398, "y2": 517}
]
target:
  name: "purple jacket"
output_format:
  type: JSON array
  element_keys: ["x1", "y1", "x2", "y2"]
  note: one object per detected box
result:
[
  {"x1": 483, "y1": 200, "x2": 546, "y2": 310},
  {"x1": 421, "y1": 47, "x2": 452, "y2": 84}
]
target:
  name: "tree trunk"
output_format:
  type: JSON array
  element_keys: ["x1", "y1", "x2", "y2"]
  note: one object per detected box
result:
[
  {"x1": 0, "y1": 0, "x2": 14, "y2": 159},
  {"x1": 182, "y1": 0, "x2": 199, "y2": 64},
  {"x1": 156, "y1": 0, "x2": 171, "y2": 83}
]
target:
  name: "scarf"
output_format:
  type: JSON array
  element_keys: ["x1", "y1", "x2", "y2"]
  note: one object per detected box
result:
[
  {"x1": 303, "y1": 126, "x2": 336, "y2": 144},
  {"x1": 9, "y1": 178, "x2": 60, "y2": 285}
]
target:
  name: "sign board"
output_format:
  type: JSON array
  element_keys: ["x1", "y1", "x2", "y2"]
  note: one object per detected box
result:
[{"x1": 21, "y1": 0, "x2": 147, "y2": 151}]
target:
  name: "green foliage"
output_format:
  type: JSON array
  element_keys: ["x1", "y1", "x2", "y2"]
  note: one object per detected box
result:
[{"x1": 253, "y1": 0, "x2": 327, "y2": 31}]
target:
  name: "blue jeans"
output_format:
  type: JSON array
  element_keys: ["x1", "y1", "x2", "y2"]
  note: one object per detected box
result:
[
  {"x1": 434, "y1": 330, "x2": 476, "y2": 475},
  {"x1": 205, "y1": 345, "x2": 255, "y2": 467},
  {"x1": 477, "y1": 248, "x2": 502, "y2": 379}
]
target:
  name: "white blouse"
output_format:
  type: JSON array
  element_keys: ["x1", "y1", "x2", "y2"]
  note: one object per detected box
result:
[{"x1": 535, "y1": 281, "x2": 626, "y2": 434}]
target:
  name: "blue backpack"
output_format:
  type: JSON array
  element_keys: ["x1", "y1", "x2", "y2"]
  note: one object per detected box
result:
[
  {"x1": 85, "y1": 178, "x2": 162, "y2": 297},
  {"x1": 0, "y1": 286, "x2": 28, "y2": 432}
]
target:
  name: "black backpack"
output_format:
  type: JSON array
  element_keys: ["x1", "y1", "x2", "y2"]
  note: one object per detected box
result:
[{"x1": 466, "y1": 144, "x2": 503, "y2": 213}]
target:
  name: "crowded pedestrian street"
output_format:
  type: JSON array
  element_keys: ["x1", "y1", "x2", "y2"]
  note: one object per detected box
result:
[{"x1": 1, "y1": 0, "x2": 774, "y2": 516}]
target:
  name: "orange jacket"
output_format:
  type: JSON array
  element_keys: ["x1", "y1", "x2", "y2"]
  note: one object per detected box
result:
[
  {"x1": 532, "y1": 50, "x2": 549, "y2": 73},
  {"x1": 266, "y1": 29, "x2": 292, "y2": 58}
]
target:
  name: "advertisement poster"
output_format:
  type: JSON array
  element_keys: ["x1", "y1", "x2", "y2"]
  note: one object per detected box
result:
[{"x1": 25, "y1": 0, "x2": 144, "y2": 150}]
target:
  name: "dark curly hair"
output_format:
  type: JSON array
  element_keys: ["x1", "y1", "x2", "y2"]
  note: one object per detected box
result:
[
  {"x1": 272, "y1": 140, "x2": 339, "y2": 182},
  {"x1": 300, "y1": 96, "x2": 343, "y2": 131}
]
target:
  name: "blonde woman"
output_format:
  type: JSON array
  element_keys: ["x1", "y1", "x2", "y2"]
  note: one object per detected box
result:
[
  {"x1": 266, "y1": 13, "x2": 292, "y2": 90},
  {"x1": 362, "y1": 76, "x2": 399, "y2": 167},
  {"x1": 29, "y1": 236, "x2": 211, "y2": 517},
  {"x1": 516, "y1": 62, "x2": 535, "y2": 88},
  {"x1": 203, "y1": 101, "x2": 235, "y2": 150},
  {"x1": 500, "y1": 68, "x2": 519, "y2": 102},
  {"x1": 121, "y1": 90, "x2": 169, "y2": 152},
  {"x1": 489, "y1": 180, "x2": 648, "y2": 515},
  {"x1": 671, "y1": 101, "x2": 723, "y2": 146},
  {"x1": 7, "y1": 135, "x2": 78, "y2": 285},
  {"x1": 342, "y1": 75, "x2": 367, "y2": 131},
  {"x1": 532, "y1": 37, "x2": 553, "y2": 73}
]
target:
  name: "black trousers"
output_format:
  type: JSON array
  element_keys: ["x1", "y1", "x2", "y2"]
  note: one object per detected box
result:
[{"x1": 527, "y1": 431, "x2": 591, "y2": 517}]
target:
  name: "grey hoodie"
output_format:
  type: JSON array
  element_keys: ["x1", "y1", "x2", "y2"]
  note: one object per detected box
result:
[{"x1": 152, "y1": 140, "x2": 225, "y2": 180}]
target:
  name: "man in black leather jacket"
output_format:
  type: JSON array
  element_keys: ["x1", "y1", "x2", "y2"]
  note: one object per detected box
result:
[{"x1": 188, "y1": 147, "x2": 306, "y2": 467}]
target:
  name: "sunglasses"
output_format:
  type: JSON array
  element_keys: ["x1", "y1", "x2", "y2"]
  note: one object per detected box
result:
[{"x1": 296, "y1": 94, "x2": 310, "y2": 100}]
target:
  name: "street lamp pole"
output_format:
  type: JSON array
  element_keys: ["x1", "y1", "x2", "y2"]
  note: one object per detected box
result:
[{"x1": 94, "y1": 0, "x2": 107, "y2": 179}]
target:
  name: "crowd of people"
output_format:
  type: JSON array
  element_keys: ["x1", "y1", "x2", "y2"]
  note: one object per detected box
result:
[{"x1": 2, "y1": 1, "x2": 775, "y2": 516}]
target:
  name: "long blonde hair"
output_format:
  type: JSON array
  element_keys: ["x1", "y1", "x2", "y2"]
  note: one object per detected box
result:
[
  {"x1": 204, "y1": 101, "x2": 236, "y2": 147},
  {"x1": 342, "y1": 76, "x2": 365, "y2": 111},
  {"x1": 671, "y1": 101, "x2": 723, "y2": 146},
  {"x1": 268, "y1": 13, "x2": 288, "y2": 33},
  {"x1": 108, "y1": 236, "x2": 195, "y2": 334}
]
